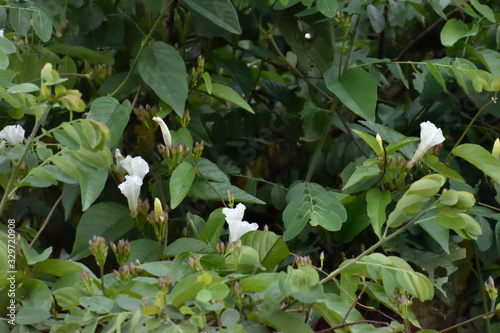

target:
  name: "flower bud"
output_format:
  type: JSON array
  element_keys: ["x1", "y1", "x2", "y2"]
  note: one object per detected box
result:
[
  {"x1": 110, "y1": 239, "x2": 132, "y2": 266},
  {"x1": 88, "y1": 235, "x2": 108, "y2": 268},
  {"x1": 493, "y1": 139, "x2": 500, "y2": 160},
  {"x1": 113, "y1": 264, "x2": 131, "y2": 283},
  {"x1": 80, "y1": 270, "x2": 94, "y2": 294},
  {"x1": 158, "y1": 274, "x2": 171, "y2": 294}
]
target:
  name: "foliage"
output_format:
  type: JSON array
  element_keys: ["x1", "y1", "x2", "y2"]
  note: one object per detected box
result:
[{"x1": 1, "y1": 0, "x2": 500, "y2": 332}]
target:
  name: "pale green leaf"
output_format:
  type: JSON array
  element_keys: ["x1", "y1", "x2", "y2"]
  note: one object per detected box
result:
[{"x1": 170, "y1": 161, "x2": 197, "y2": 209}]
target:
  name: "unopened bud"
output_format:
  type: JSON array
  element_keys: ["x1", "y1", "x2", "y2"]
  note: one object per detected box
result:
[
  {"x1": 493, "y1": 139, "x2": 500, "y2": 160},
  {"x1": 88, "y1": 235, "x2": 108, "y2": 268}
]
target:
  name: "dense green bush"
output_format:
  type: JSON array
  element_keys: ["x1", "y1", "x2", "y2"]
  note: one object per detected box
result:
[{"x1": 1, "y1": 0, "x2": 500, "y2": 332}]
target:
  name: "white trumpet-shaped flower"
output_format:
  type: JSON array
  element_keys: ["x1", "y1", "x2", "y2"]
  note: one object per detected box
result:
[
  {"x1": 0, "y1": 125, "x2": 25, "y2": 145},
  {"x1": 152, "y1": 116, "x2": 172, "y2": 148},
  {"x1": 118, "y1": 175, "x2": 143, "y2": 214},
  {"x1": 119, "y1": 155, "x2": 149, "y2": 180},
  {"x1": 411, "y1": 121, "x2": 445, "y2": 163},
  {"x1": 222, "y1": 203, "x2": 259, "y2": 243}
]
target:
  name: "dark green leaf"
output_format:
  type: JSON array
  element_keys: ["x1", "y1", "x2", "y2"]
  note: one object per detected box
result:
[
  {"x1": 181, "y1": 0, "x2": 241, "y2": 34},
  {"x1": 16, "y1": 307, "x2": 50, "y2": 325},
  {"x1": 326, "y1": 68, "x2": 377, "y2": 122},
  {"x1": 367, "y1": 5, "x2": 385, "y2": 33},
  {"x1": 164, "y1": 238, "x2": 216, "y2": 256},
  {"x1": 48, "y1": 44, "x2": 114, "y2": 65},
  {"x1": 32, "y1": 10, "x2": 52, "y2": 42},
  {"x1": 453, "y1": 144, "x2": 500, "y2": 182},
  {"x1": 10, "y1": 8, "x2": 31, "y2": 36},
  {"x1": 198, "y1": 208, "x2": 225, "y2": 247},
  {"x1": 170, "y1": 161, "x2": 197, "y2": 209},
  {"x1": 241, "y1": 230, "x2": 290, "y2": 271},
  {"x1": 138, "y1": 42, "x2": 187, "y2": 117},
  {"x1": 198, "y1": 83, "x2": 254, "y2": 114},
  {"x1": 87, "y1": 97, "x2": 132, "y2": 148},
  {"x1": 366, "y1": 188, "x2": 391, "y2": 238},
  {"x1": 71, "y1": 202, "x2": 134, "y2": 260}
]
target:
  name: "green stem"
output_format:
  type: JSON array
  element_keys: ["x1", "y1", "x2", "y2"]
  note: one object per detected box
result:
[
  {"x1": 109, "y1": 3, "x2": 172, "y2": 97},
  {"x1": 474, "y1": 243, "x2": 491, "y2": 333},
  {"x1": 0, "y1": 107, "x2": 50, "y2": 218},
  {"x1": 100, "y1": 264, "x2": 106, "y2": 293},
  {"x1": 445, "y1": 96, "x2": 497, "y2": 164},
  {"x1": 320, "y1": 206, "x2": 434, "y2": 285}
]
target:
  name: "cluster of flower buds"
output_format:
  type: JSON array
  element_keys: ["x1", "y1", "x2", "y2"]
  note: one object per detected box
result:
[
  {"x1": 484, "y1": 276, "x2": 498, "y2": 302},
  {"x1": 191, "y1": 56, "x2": 205, "y2": 85},
  {"x1": 147, "y1": 198, "x2": 169, "y2": 242},
  {"x1": 40, "y1": 64, "x2": 85, "y2": 112},
  {"x1": 215, "y1": 241, "x2": 226, "y2": 255},
  {"x1": 158, "y1": 142, "x2": 191, "y2": 173},
  {"x1": 91, "y1": 64, "x2": 112, "y2": 84},
  {"x1": 158, "y1": 274, "x2": 172, "y2": 295},
  {"x1": 141, "y1": 297, "x2": 158, "y2": 315},
  {"x1": 227, "y1": 239, "x2": 242, "y2": 257},
  {"x1": 295, "y1": 255, "x2": 312, "y2": 268},
  {"x1": 193, "y1": 141, "x2": 205, "y2": 162},
  {"x1": 88, "y1": 235, "x2": 108, "y2": 268},
  {"x1": 113, "y1": 264, "x2": 131, "y2": 283},
  {"x1": 234, "y1": 281, "x2": 243, "y2": 300},
  {"x1": 187, "y1": 254, "x2": 203, "y2": 271},
  {"x1": 226, "y1": 189, "x2": 235, "y2": 208},
  {"x1": 110, "y1": 239, "x2": 132, "y2": 267},
  {"x1": 79, "y1": 270, "x2": 94, "y2": 294},
  {"x1": 335, "y1": 12, "x2": 351, "y2": 37},
  {"x1": 134, "y1": 104, "x2": 159, "y2": 123}
]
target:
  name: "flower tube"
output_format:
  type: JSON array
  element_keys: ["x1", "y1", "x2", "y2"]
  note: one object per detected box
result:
[
  {"x1": 118, "y1": 175, "x2": 143, "y2": 215},
  {"x1": 152, "y1": 116, "x2": 172, "y2": 148}
]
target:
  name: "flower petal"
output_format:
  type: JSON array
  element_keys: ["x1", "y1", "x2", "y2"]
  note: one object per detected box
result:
[
  {"x1": 222, "y1": 203, "x2": 246, "y2": 222},
  {"x1": 119, "y1": 155, "x2": 149, "y2": 180},
  {"x1": 0, "y1": 125, "x2": 25, "y2": 145},
  {"x1": 153, "y1": 116, "x2": 172, "y2": 148},
  {"x1": 118, "y1": 175, "x2": 143, "y2": 213}
]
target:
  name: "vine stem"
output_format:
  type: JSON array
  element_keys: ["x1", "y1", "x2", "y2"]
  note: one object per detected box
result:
[
  {"x1": 266, "y1": 35, "x2": 369, "y2": 171},
  {"x1": 109, "y1": 2, "x2": 173, "y2": 97},
  {"x1": 320, "y1": 206, "x2": 434, "y2": 285},
  {"x1": 0, "y1": 107, "x2": 50, "y2": 218},
  {"x1": 437, "y1": 309, "x2": 498, "y2": 333},
  {"x1": 444, "y1": 95, "x2": 497, "y2": 164},
  {"x1": 28, "y1": 184, "x2": 80, "y2": 249}
]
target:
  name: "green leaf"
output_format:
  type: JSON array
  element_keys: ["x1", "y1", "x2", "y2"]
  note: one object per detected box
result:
[
  {"x1": 32, "y1": 10, "x2": 52, "y2": 42},
  {"x1": 16, "y1": 307, "x2": 51, "y2": 325},
  {"x1": 181, "y1": 0, "x2": 242, "y2": 34},
  {"x1": 326, "y1": 68, "x2": 377, "y2": 122},
  {"x1": 87, "y1": 97, "x2": 132, "y2": 148},
  {"x1": 47, "y1": 44, "x2": 114, "y2": 65},
  {"x1": 196, "y1": 158, "x2": 229, "y2": 183},
  {"x1": 188, "y1": 179, "x2": 265, "y2": 205},
  {"x1": 198, "y1": 208, "x2": 225, "y2": 247},
  {"x1": 79, "y1": 168, "x2": 107, "y2": 210},
  {"x1": 241, "y1": 230, "x2": 290, "y2": 271},
  {"x1": 34, "y1": 259, "x2": 86, "y2": 277},
  {"x1": 7, "y1": 83, "x2": 40, "y2": 94},
  {"x1": 367, "y1": 4, "x2": 385, "y2": 33},
  {"x1": 352, "y1": 129, "x2": 383, "y2": 155},
  {"x1": 248, "y1": 311, "x2": 314, "y2": 333},
  {"x1": 80, "y1": 296, "x2": 114, "y2": 314},
  {"x1": 10, "y1": 7, "x2": 31, "y2": 36},
  {"x1": 385, "y1": 136, "x2": 420, "y2": 155},
  {"x1": 366, "y1": 188, "x2": 391, "y2": 238},
  {"x1": 164, "y1": 238, "x2": 216, "y2": 256},
  {"x1": 138, "y1": 41, "x2": 188, "y2": 117},
  {"x1": 342, "y1": 159, "x2": 380, "y2": 190},
  {"x1": 22, "y1": 280, "x2": 53, "y2": 311},
  {"x1": 440, "y1": 19, "x2": 470, "y2": 47},
  {"x1": 422, "y1": 155, "x2": 464, "y2": 181},
  {"x1": 170, "y1": 161, "x2": 197, "y2": 209},
  {"x1": 470, "y1": 0, "x2": 495, "y2": 23},
  {"x1": 198, "y1": 83, "x2": 254, "y2": 114},
  {"x1": 202, "y1": 72, "x2": 212, "y2": 94},
  {"x1": 317, "y1": 0, "x2": 338, "y2": 18},
  {"x1": 453, "y1": 144, "x2": 500, "y2": 182},
  {"x1": 427, "y1": 62, "x2": 446, "y2": 90},
  {"x1": 0, "y1": 37, "x2": 16, "y2": 54},
  {"x1": 283, "y1": 182, "x2": 347, "y2": 240},
  {"x1": 0, "y1": 48, "x2": 8, "y2": 70},
  {"x1": 170, "y1": 272, "x2": 222, "y2": 307},
  {"x1": 71, "y1": 202, "x2": 134, "y2": 260}
]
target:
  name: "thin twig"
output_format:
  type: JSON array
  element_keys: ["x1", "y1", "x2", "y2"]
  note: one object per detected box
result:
[
  {"x1": 197, "y1": 169, "x2": 228, "y2": 207},
  {"x1": 28, "y1": 184, "x2": 80, "y2": 249},
  {"x1": 437, "y1": 309, "x2": 498, "y2": 333},
  {"x1": 342, "y1": 281, "x2": 372, "y2": 325}
]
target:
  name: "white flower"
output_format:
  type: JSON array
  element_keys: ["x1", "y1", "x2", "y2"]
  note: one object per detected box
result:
[
  {"x1": 0, "y1": 125, "x2": 25, "y2": 145},
  {"x1": 411, "y1": 121, "x2": 445, "y2": 163},
  {"x1": 119, "y1": 155, "x2": 149, "y2": 180},
  {"x1": 152, "y1": 116, "x2": 172, "y2": 148},
  {"x1": 118, "y1": 175, "x2": 143, "y2": 214},
  {"x1": 222, "y1": 203, "x2": 259, "y2": 243},
  {"x1": 0, "y1": 30, "x2": 4, "y2": 38}
]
